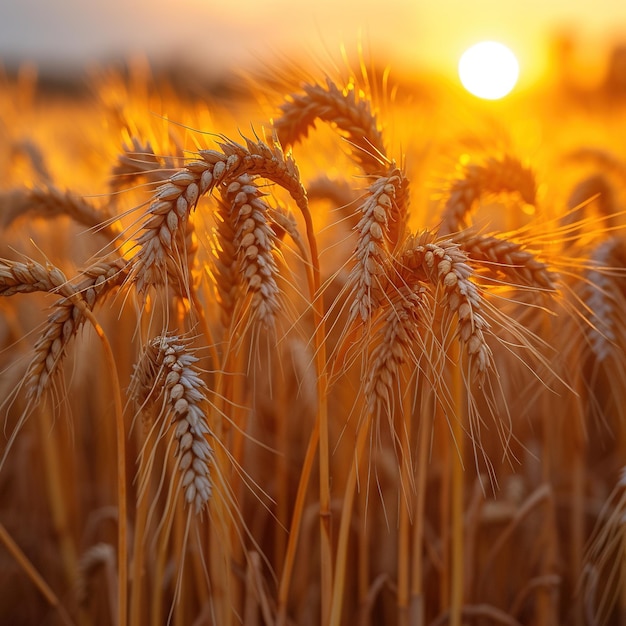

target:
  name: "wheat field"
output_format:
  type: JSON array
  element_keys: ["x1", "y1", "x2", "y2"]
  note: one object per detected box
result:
[{"x1": 1, "y1": 52, "x2": 626, "y2": 626}]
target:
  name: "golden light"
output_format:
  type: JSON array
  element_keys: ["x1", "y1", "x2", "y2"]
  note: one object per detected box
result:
[{"x1": 458, "y1": 41, "x2": 520, "y2": 100}]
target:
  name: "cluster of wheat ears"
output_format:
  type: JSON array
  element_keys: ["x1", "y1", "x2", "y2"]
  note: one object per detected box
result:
[{"x1": 1, "y1": 58, "x2": 626, "y2": 626}]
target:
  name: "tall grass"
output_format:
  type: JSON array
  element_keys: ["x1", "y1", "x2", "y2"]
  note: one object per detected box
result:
[{"x1": 1, "y1": 56, "x2": 626, "y2": 626}]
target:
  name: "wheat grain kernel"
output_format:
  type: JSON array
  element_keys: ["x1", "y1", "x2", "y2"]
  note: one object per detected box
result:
[
  {"x1": 175, "y1": 196, "x2": 188, "y2": 217},
  {"x1": 166, "y1": 211, "x2": 179, "y2": 232},
  {"x1": 170, "y1": 383, "x2": 185, "y2": 401},
  {"x1": 185, "y1": 182, "x2": 199, "y2": 205},
  {"x1": 458, "y1": 302, "x2": 472, "y2": 320},
  {"x1": 444, "y1": 272, "x2": 458, "y2": 288},
  {"x1": 179, "y1": 431, "x2": 193, "y2": 451},
  {"x1": 200, "y1": 170, "x2": 213, "y2": 193},
  {"x1": 159, "y1": 225, "x2": 172, "y2": 247},
  {"x1": 240, "y1": 232, "x2": 256, "y2": 248},
  {"x1": 174, "y1": 398, "x2": 189, "y2": 415},
  {"x1": 157, "y1": 184, "x2": 180, "y2": 201},
  {"x1": 370, "y1": 222, "x2": 384, "y2": 241},
  {"x1": 179, "y1": 450, "x2": 193, "y2": 471},
  {"x1": 170, "y1": 170, "x2": 195, "y2": 186},
  {"x1": 213, "y1": 161, "x2": 226, "y2": 181},
  {"x1": 174, "y1": 419, "x2": 189, "y2": 439}
]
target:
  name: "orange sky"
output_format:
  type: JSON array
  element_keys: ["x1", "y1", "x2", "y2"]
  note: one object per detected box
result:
[{"x1": 1, "y1": 0, "x2": 625, "y2": 86}]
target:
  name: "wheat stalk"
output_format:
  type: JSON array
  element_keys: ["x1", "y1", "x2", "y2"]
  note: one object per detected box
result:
[{"x1": 10, "y1": 138, "x2": 52, "y2": 183}]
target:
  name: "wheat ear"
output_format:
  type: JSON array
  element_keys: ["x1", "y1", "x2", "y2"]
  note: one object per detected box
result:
[
  {"x1": 566, "y1": 173, "x2": 615, "y2": 220},
  {"x1": 274, "y1": 77, "x2": 386, "y2": 173},
  {"x1": 132, "y1": 333, "x2": 214, "y2": 513},
  {"x1": 585, "y1": 236, "x2": 626, "y2": 362},
  {"x1": 213, "y1": 174, "x2": 280, "y2": 330},
  {"x1": 17, "y1": 256, "x2": 129, "y2": 402},
  {"x1": 110, "y1": 136, "x2": 181, "y2": 193},
  {"x1": 275, "y1": 77, "x2": 410, "y2": 250},
  {"x1": 267, "y1": 204, "x2": 309, "y2": 261},
  {"x1": 348, "y1": 168, "x2": 409, "y2": 323},
  {"x1": 306, "y1": 174, "x2": 357, "y2": 209},
  {"x1": 127, "y1": 136, "x2": 308, "y2": 294},
  {"x1": 396, "y1": 231, "x2": 492, "y2": 376},
  {"x1": 0, "y1": 186, "x2": 121, "y2": 240},
  {"x1": 561, "y1": 174, "x2": 617, "y2": 246},
  {"x1": 0, "y1": 257, "x2": 70, "y2": 296},
  {"x1": 364, "y1": 284, "x2": 427, "y2": 417},
  {"x1": 439, "y1": 155, "x2": 536, "y2": 235},
  {"x1": 451, "y1": 229, "x2": 557, "y2": 290}
]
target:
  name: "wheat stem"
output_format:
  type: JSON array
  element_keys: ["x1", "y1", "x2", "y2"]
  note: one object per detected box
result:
[
  {"x1": 36, "y1": 405, "x2": 79, "y2": 599},
  {"x1": 273, "y1": 176, "x2": 330, "y2": 625},
  {"x1": 449, "y1": 343, "x2": 465, "y2": 626},
  {"x1": 81, "y1": 305, "x2": 127, "y2": 626},
  {"x1": 329, "y1": 414, "x2": 372, "y2": 626},
  {"x1": 276, "y1": 421, "x2": 320, "y2": 625},
  {"x1": 357, "y1": 462, "x2": 371, "y2": 624},
  {"x1": 397, "y1": 388, "x2": 412, "y2": 626},
  {"x1": 129, "y1": 475, "x2": 149, "y2": 626},
  {"x1": 0, "y1": 523, "x2": 74, "y2": 626},
  {"x1": 438, "y1": 403, "x2": 451, "y2": 615},
  {"x1": 410, "y1": 383, "x2": 433, "y2": 626}
]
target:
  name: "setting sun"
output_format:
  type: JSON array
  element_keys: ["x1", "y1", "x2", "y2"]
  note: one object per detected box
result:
[{"x1": 458, "y1": 41, "x2": 520, "y2": 99}]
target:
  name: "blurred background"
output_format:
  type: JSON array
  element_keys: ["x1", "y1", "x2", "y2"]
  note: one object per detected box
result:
[{"x1": 1, "y1": 0, "x2": 626, "y2": 90}]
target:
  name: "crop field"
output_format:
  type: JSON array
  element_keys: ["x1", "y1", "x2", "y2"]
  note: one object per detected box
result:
[{"x1": 1, "y1": 51, "x2": 626, "y2": 625}]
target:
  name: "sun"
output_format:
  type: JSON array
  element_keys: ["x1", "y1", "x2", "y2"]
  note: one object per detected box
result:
[{"x1": 458, "y1": 41, "x2": 520, "y2": 100}]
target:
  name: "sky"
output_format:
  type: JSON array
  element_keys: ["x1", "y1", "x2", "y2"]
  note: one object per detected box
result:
[{"x1": 1, "y1": 0, "x2": 625, "y2": 85}]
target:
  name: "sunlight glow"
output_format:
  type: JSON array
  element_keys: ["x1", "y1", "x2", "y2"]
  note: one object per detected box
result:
[{"x1": 458, "y1": 41, "x2": 520, "y2": 100}]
